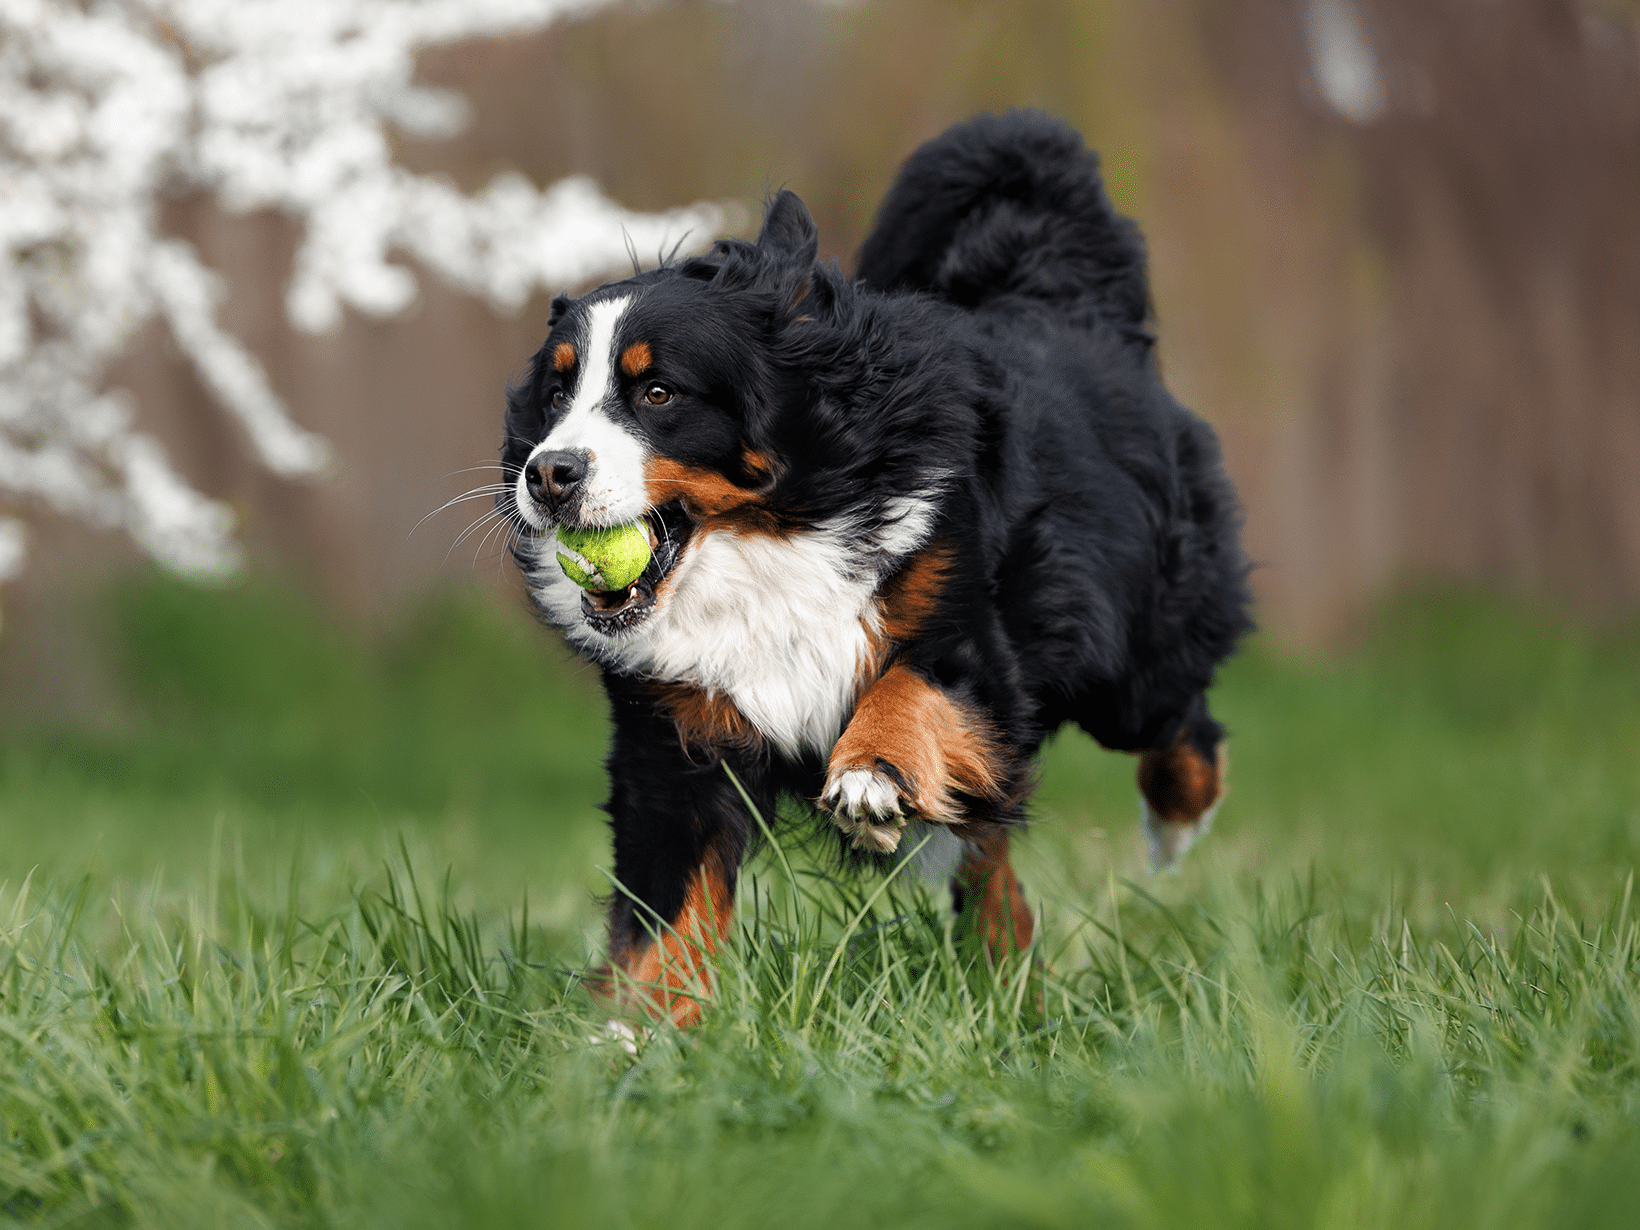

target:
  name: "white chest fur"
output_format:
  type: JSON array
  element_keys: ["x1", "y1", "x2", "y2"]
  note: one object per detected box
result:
[
  {"x1": 533, "y1": 521, "x2": 884, "y2": 760},
  {"x1": 640, "y1": 526, "x2": 882, "y2": 757}
]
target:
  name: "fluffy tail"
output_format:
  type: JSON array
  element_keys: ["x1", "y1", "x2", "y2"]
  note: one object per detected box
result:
[{"x1": 855, "y1": 111, "x2": 1151, "y2": 342}]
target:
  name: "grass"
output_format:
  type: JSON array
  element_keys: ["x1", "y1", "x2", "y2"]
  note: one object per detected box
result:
[{"x1": 0, "y1": 577, "x2": 1637, "y2": 1227}]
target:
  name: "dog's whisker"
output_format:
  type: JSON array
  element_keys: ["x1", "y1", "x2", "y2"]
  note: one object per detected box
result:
[
  {"x1": 452, "y1": 508, "x2": 508, "y2": 549},
  {"x1": 494, "y1": 524, "x2": 524, "y2": 579},
  {"x1": 493, "y1": 522, "x2": 529, "y2": 569},
  {"x1": 471, "y1": 512, "x2": 519, "y2": 565},
  {"x1": 412, "y1": 493, "x2": 513, "y2": 540},
  {"x1": 456, "y1": 525, "x2": 512, "y2": 571},
  {"x1": 444, "y1": 509, "x2": 512, "y2": 566},
  {"x1": 440, "y1": 464, "x2": 510, "y2": 481},
  {"x1": 411, "y1": 485, "x2": 515, "y2": 538}
]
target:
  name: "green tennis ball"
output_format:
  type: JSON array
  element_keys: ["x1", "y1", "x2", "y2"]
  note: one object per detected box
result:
[{"x1": 555, "y1": 522, "x2": 652, "y2": 592}]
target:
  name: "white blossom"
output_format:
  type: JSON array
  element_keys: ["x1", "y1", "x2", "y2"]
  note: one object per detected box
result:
[
  {"x1": 1304, "y1": 0, "x2": 1387, "y2": 124},
  {"x1": 0, "y1": 518, "x2": 25, "y2": 583},
  {"x1": 0, "y1": 0, "x2": 726, "y2": 578}
]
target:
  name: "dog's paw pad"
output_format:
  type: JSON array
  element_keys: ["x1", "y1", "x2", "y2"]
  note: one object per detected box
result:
[{"x1": 822, "y1": 766, "x2": 909, "y2": 853}]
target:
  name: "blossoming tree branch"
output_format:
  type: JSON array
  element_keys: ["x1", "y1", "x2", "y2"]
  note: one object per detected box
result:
[{"x1": 0, "y1": 0, "x2": 724, "y2": 583}]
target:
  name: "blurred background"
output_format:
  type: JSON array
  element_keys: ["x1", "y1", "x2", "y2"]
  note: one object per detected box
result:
[{"x1": 1, "y1": 0, "x2": 1637, "y2": 920}]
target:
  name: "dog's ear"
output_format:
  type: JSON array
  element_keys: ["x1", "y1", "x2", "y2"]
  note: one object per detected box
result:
[
  {"x1": 547, "y1": 293, "x2": 572, "y2": 327},
  {"x1": 757, "y1": 190, "x2": 819, "y2": 265}
]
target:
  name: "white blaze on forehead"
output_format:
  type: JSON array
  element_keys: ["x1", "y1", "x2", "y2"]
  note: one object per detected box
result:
[
  {"x1": 561, "y1": 295, "x2": 631, "y2": 424},
  {"x1": 515, "y1": 295, "x2": 648, "y2": 528}
]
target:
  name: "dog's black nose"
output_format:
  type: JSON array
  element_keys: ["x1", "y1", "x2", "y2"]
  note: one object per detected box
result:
[{"x1": 526, "y1": 449, "x2": 588, "y2": 511}]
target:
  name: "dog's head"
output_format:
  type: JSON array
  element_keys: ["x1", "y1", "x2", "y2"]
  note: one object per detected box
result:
[
  {"x1": 501, "y1": 190, "x2": 968, "y2": 671},
  {"x1": 499, "y1": 192, "x2": 823, "y2": 637}
]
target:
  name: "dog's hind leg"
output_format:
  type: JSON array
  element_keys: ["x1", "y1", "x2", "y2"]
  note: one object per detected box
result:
[
  {"x1": 1136, "y1": 697, "x2": 1227, "y2": 872},
  {"x1": 950, "y1": 825, "x2": 1034, "y2": 955}
]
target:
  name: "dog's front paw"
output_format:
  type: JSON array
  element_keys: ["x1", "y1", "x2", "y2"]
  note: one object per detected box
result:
[{"x1": 822, "y1": 764, "x2": 910, "y2": 854}]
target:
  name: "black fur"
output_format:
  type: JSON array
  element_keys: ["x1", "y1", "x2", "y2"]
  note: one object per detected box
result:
[{"x1": 500, "y1": 111, "x2": 1253, "y2": 979}]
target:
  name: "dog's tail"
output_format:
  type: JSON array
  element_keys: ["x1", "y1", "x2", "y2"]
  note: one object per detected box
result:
[{"x1": 854, "y1": 110, "x2": 1151, "y2": 342}]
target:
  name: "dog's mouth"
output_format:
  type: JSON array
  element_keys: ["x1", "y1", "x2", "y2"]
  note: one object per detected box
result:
[
  {"x1": 573, "y1": 502, "x2": 692, "y2": 635},
  {"x1": 579, "y1": 574, "x2": 657, "y2": 628}
]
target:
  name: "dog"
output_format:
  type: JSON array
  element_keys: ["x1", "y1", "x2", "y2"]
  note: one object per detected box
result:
[{"x1": 500, "y1": 111, "x2": 1252, "y2": 1025}]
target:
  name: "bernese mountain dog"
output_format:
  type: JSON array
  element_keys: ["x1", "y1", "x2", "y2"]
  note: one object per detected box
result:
[{"x1": 499, "y1": 111, "x2": 1252, "y2": 1025}]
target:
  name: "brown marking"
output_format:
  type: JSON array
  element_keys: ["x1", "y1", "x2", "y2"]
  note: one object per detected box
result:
[
  {"x1": 620, "y1": 341, "x2": 652, "y2": 378},
  {"x1": 644, "y1": 457, "x2": 786, "y2": 536},
  {"x1": 954, "y1": 826, "x2": 1034, "y2": 955},
  {"x1": 552, "y1": 342, "x2": 576, "y2": 372},
  {"x1": 846, "y1": 541, "x2": 953, "y2": 706},
  {"x1": 740, "y1": 447, "x2": 779, "y2": 485},
  {"x1": 828, "y1": 665, "x2": 1007, "y2": 824},
  {"x1": 878, "y1": 542, "x2": 954, "y2": 642},
  {"x1": 649, "y1": 682, "x2": 758, "y2": 751},
  {"x1": 1137, "y1": 731, "x2": 1226, "y2": 825},
  {"x1": 596, "y1": 853, "x2": 734, "y2": 1028},
  {"x1": 853, "y1": 622, "x2": 891, "y2": 697}
]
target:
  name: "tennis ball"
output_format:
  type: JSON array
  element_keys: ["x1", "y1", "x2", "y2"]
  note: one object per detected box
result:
[{"x1": 555, "y1": 522, "x2": 652, "y2": 592}]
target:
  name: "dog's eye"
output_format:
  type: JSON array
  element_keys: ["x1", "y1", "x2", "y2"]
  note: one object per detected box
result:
[
  {"x1": 644, "y1": 384, "x2": 672, "y2": 406},
  {"x1": 550, "y1": 389, "x2": 566, "y2": 411}
]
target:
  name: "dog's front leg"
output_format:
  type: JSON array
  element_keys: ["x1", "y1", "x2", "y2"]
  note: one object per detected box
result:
[
  {"x1": 821, "y1": 664, "x2": 1010, "y2": 855},
  {"x1": 591, "y1": 682, "x2": 768, "y2": 1027}
]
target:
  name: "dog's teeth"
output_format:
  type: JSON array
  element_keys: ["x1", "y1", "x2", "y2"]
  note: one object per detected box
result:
[{"x1": 628, "y1": 585, "x2": 638, "y2": 599}]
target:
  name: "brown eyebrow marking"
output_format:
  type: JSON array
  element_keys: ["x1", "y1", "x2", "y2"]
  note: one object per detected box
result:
[
  {"x1": 620, "y1": 341, "x2": 653, "y2": 378},
  {"x1": 552, "y1": 343, "x2": 576, "y2": 372}
]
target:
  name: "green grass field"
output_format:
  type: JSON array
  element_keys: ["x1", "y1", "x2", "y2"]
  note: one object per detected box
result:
[{"x1": 1, "y1": 577, "x2": 1637, "y2": 1228}]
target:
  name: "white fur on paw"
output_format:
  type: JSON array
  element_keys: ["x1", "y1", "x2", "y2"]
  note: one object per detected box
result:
[
  {"x1": 826, "y1": 767, "x2": 904, "y2": 821},
  {"x1": 822, "y1": 766, "x2": 908, "y2": 853},
  {"x1": 1142, "y1": 797, "x2": 1218, "y2": 873},
  {"x1": 588, "y1": 1019, "x2": 644, "y2": 1055}
]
